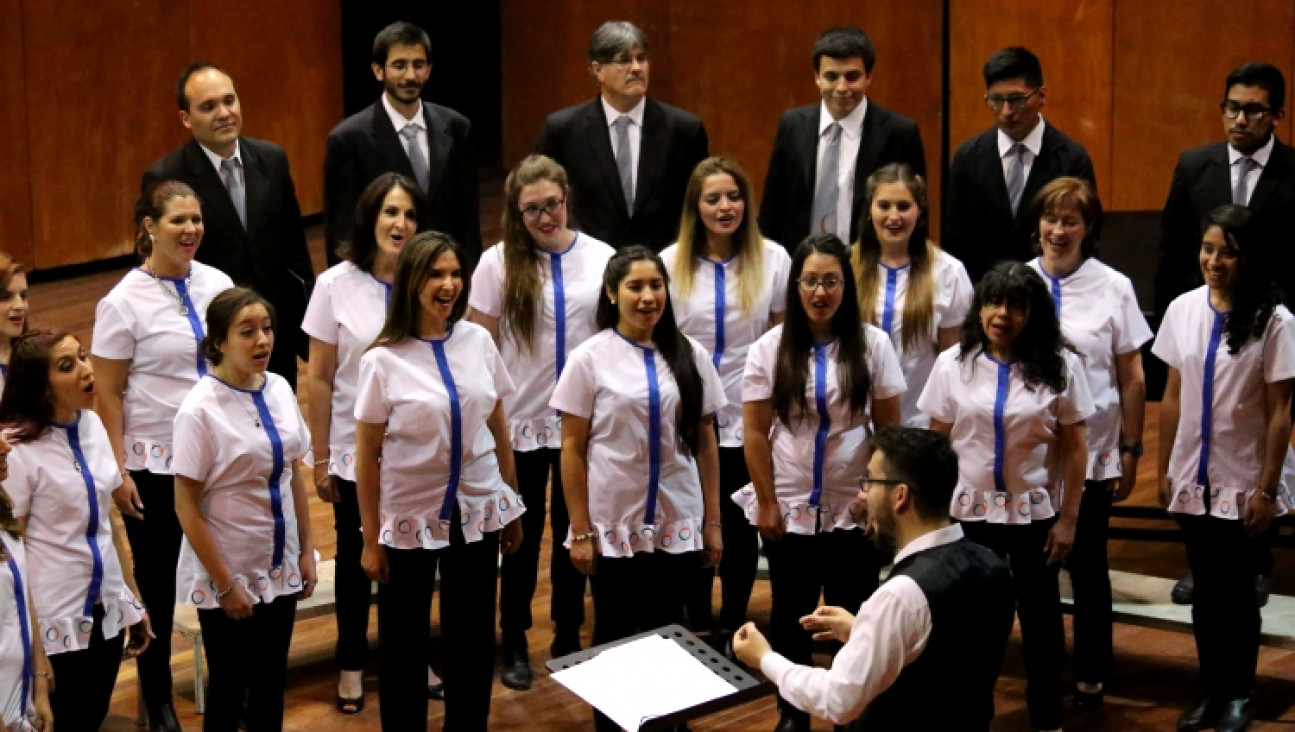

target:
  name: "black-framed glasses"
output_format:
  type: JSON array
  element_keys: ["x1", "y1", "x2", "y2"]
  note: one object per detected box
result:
[
  {"x1": 796, "y1": 276, "x2": 844, "y2": 293},
  {"x1": 859, "y1": 477, "x2": 905, "y2": 492},
  {"x1": 1220, "y1": 100, "x2": 1275, "y2": 120},
  {"x1": 520, "y1": 198, "x2": 565, "y2": 221},
  {"x1": 984, "y1": 88, "x2": 1040, "y2": 112}
]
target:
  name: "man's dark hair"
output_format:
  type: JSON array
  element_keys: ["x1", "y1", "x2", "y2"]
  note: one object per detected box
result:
[
  {"x1": 1225, "y1": 62, "x2": 1286, "y2": 112},
  {"x1": 373, "y1": 21, "x2": 432, "y2": 66},
  {"x1": 871, "y1": 427, "x2": 959, "y2": 522},
  {"x1": 176, "y1": 61, "x2": 226, "y2": 112},
  {"x1": 983, "y1": 46, "x2": 1043, "y2": 89},
  {"x1": 812, "y1": 26, "x2": 875, "y2": 74}
]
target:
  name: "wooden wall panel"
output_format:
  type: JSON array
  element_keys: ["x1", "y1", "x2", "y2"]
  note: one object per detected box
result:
[
  {"x1": 0, "y1": 1, "x2": 34, "y2": 269},
  {"x1": 22, "y1": 1, "x2": 190, "y2": 269},
  {"x1": 948, "y1": 0, "x2": 1114, "y2": 207},
  {"x1": 188, "y1": 2, "x2": 344, "y2": 216},
  {"x1": 1111, "y1": 0, "x2": 1294, "y2": 210}
]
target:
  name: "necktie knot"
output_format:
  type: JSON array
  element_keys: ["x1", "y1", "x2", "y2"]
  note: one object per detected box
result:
[
  {"x1": 401, "y1": 124, "x2": 419, "y2": 142},
  {"x1": 825, "y1": 121, "x2": 842, "y2": 142},
  {"x1": 614, "y1": 115, "x2": 632, "y2": 131}
]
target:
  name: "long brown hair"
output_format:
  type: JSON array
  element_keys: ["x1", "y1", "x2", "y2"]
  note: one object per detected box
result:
[
  {"x1": 673, "y1": 157, "x2": 765, "y2": 315},
  {"x1": 0, "y1": 330, "x2": 73, "y2": 443},
  {"x1": 500, "y1": 155, "x2": 570, "y2": 352},
  {"x1": 851, "y1": 163, "x2": 937, "y2": 353},
  {"x1": 372, "y1": 232, "x2": 469, "y2": 348}
]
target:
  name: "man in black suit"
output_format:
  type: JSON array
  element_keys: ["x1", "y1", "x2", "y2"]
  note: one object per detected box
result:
[
  {"x1": 143, "y1": 62, "x2": 314, "y2": 390},
  {"x1": 324, "y1": 21, "x2": 480, "y2": 266},
  {"x1": 536, "y1": 20, "x2": 708, "y2": 251},
  {"x1": 758, "y1": 26, "x2": 926, "y2": 249},
  {"x1": 942, "y1": 47, "x2": 1096, "y2": 283}
]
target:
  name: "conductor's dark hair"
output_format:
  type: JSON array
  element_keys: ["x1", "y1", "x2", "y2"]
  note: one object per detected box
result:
[{"x1": 871, "y1": 427, "x2": 960, "y2": 523}]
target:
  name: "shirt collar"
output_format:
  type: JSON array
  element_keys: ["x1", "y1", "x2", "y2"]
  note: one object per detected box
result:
[
  {"x1": 602, "y1": 95, "x2": 646, "y2": 128},
  {"x1": 1229, "y1": 133, "x2": 1275, "y2": 167},
  {"x1": 382, "y1": 93, "x2": 426, "y2": 133},
  {"x1": 199, "y1": 139, "x2": 242, "y2": 172},
  {"x1": 997, "y1": 116, "x2": 1047, "y2": 158},
  {"x1": 819, "y1": 97, "x2": 868, "y2": 138},
  {"x1": 892, "y1": 523, "x2": 965, "y2": 566}
]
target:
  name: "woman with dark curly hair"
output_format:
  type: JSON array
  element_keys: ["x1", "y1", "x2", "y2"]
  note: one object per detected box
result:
[{"x1": 917, "y1": 261, "x2": 1093, "y2": 732}]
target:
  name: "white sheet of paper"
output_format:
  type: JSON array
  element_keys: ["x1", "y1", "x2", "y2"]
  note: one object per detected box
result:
[{"x1": 551, "y1": 634, "x2": 738, "y2": 731}]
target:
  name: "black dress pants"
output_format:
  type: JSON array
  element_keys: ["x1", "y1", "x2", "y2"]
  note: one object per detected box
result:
[
  {"x1": 684, "y1": 446, "x2": 758, "y2": 635},
  {"x1": 1178, "y1": 513, "x2": 1261, "y2": 699},
  {"x1": 197, "y1": 594, "x2": 298, "y2": 732},
  {"x1": 47, "y1": 603, "x2": 125, "y2": 732},
  {"x1": 331, "y1": 477, "x2": 371, "y2": 671},
  {"x1": 1065, "y1": 480, "x2": 1114, "y2": 685},
  {"x1": 121, "y1": 469, "x2": 183, "y2": 718}
]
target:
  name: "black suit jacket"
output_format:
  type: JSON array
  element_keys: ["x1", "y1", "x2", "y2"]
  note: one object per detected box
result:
[
  {"x1": 143, "y1": 137, "x2": 315, "y2": 389},
  {"x1": 757, "y1": 101, "x2": 927, "y2": 249},
  {"x1": 1157, "y1": 138, "x2": 1295, "y2": 315},
  {"x1": 324, "y1": 99, "x2": 480, "y2": 265},
  {"x1": 942, "y1": 124, "x2": 1096, "y2": 284},
  {"x1": 535, "y1": 96, "x2": 708, "y2": 251}
]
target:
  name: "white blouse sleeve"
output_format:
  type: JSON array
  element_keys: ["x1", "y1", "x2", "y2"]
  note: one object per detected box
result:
[
  {"x1": 1263, "y1": 310, "x2": 1295, "y2": 384},
  {"x1": 300, "y1": 271, "x2": 338, "y2": 344},
  {"x1": 1057, "y1": 351, "x2": 1097, "y2": 425},
  {"x1": 867, "y1": 327, "x2": 907, "y2": 400},
  {"x1": 353, "y1": 351, "x2": 390, "y2": 424},
  {"x1": 550, "y1": 346, "x2": 596, "y2": 418},
  {"x1": 692, "y1": 337, "x2": 729, "y2": 416},
  {"x1": 1112, "y1": 278, "x2": 1153, "y2": 355},
  {"x1": 171, "y1": 405, "x2": 214, "y2": 483},
  {"x1": 466, "y1": 244, "x2": 506, "y2": 319},
  {"x1": 769, "y1": 245, "x2": 792, "y2": 315},
  {"x1": 90, "y1": 297, "x2": 136, "y2": 360},
  {"x1": 916, "y1": 351, "x2": 958, "y2": 424},
  {"x1": 486, "y1": 332, "x2": 516, "y2": 400},
  {"x1": 940, "y1": 256, "x2": 974, "y2": 328},
  {"x1": 1151, "y1": 299, "x2": 1185, "y2": 369},
  {"x1": 4, "y1": 445, "x2": 35, "y2": 518},
  {"x1": 742, "y1": 331, "x2": 776, "y2": 403}
]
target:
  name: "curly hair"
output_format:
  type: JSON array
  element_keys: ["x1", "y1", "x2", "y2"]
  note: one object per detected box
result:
[{"x1": 957, "y1": 261, "x2": 1070, "y2": 393}]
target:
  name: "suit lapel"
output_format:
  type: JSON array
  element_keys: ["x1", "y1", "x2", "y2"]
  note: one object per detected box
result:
[
  {"x1": 1247, "y1": 138, "x2": 1289, "y2": 212},
  {"x1": 241, "y1": 141, "x2": 265, "y2": 239},
  {"x1": 369, "y1": 102, "x2": 417, "y2": 180},
  {"x1": 422, "y1": 101, "x2": 449, "y2": 199},
  {"x1": 582, "y1": 98, "x2": 628, "y2": 219},
  {"x1": 635, "y1": 99, "x2": 668, "y2": 219},
  {"x1": 1015, "y1": 128, "x2": 1056, "y2": 226},
  {"x1": 183, "y1": 139, "x2": 244, "y2": 238},
  {"x1": 851, "y1": 105, "x2": 884, "y2": 221},
  {"x1": 796, "y1": 106, "x2": 819, "y2": 196},
  {"x1": 980, "y1": 131, "x2": 1014, "y2": 222}
]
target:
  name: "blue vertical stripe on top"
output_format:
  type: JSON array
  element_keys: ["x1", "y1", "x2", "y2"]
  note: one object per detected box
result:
[
  {"x1": 551, "y1": 251, "x2": 569, "y2": 378},
  {"x1": 1197, "y1": 308, "x2": 1226, "y2": 490},
  {"x1": 1045, "y1": 273, "x2": 1062, "y2": 317},
  {"x1": 613, "y1": 331, "x2": 663, "y2": 523},
  {"x1": 371, "y1": 274, "x2": 392, "y2": 309},
  {"x1": 251, "y1": 390, "x2": 287, "y2": 568},
  {"x1": 64, "y1": 419, "x2": 105, "y2": 615},
  {"x1": 710, "y1": 260, "x2": 727, "y2": 371},
  {"x1": 430, "y1": 336, "x2": 464, "y2": 521},
  {"x1": 880, "y1": 263, "x2": 907, "y2": 336},
  {"x1": 170, "y1": 277, "x2": 207, "y2": 377},
  {"x1": 809, "y1": 342, "x2": 831, "y2": 507},
  {"x1": 990, "y1": 357, "x2": 1011, "y2": 493},
  {"x1": 7, "y1": 550, "x2": 32, "y2": 717}
]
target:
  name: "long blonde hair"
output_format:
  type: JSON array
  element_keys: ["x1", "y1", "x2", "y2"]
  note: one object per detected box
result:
[
  {"x1": 851, "y1": 163, "x2": 937, "y2": 352},
  {"x1": 672, "y1": 157, "x2": 765, "y2": 315},
  {"x1": 500, "y1": 155, "x2": 570, "y2": 352}
]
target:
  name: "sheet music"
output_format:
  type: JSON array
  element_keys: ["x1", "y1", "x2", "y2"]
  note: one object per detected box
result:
[{"x1": 551, "y1": 633, "x2": 738, "y2": 731}]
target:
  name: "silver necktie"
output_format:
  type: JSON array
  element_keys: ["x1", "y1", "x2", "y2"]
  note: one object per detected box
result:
[
  {"x1": 810, "y1": 122, "x2": 842, "y2": 236},
  {"x1": 401, "y1": 124, "x2": 430, "y2": 193},
  {"x1": 613, "y1": 116, "x2": 635, "y2": 215},
  {"x1": 220, "y1": 157, "x2": 247, "y2": 229}
]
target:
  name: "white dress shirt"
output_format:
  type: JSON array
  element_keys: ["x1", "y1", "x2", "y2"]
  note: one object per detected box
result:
[
  {"x1": 383, "y1": 92, "x2": 429, "y2": 170},
  {"x1": 603, "y1": 96, "x2": 646, "y2": 195},
  {"x1": 997, "y1": 117, "x2": 1047, "y2": 190},
  {"x1": 818, "y1": 99, "x2": 868, "y2": 240},
  {"x1": 199, "y1": 139, "x2": 243, "y2": 181},
  {"x1": 1228, "y1": 134, "x2": 1274, "y2": 205}
]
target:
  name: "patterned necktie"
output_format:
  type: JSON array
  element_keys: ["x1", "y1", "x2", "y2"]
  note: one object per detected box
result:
[
  {"x1": 613, "y1": 116, "x2": 635, "y2": 215},
  {"x1": 401, "y1": 124, "x2": 430, "y2": 193},
  {"x1": 811, "y1": 122, "x2": 842, "y2": 236}
]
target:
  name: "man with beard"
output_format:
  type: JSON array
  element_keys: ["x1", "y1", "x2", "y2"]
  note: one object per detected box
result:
[
  {"x1": 324, "y1": 21, "x2": 480, "y2": 265},
  {"x1": 733, "y1": 427, "x2": 1013, "y2": 730}
]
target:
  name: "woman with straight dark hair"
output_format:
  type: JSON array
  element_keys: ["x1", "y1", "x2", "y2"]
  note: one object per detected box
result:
[
  {"x1": 1155, "y1": 205, "x2": 1294, "y2": 731},
  {"x1": 917, "y1": 261, "x2": 1093, "y2": 732},
  {"x1": 551, "y1": 245, "x2": 726, "y2": 732},
  {"x1": 2, "y1": 331, "x2": 151, "y2": 730},
  {"x1": 734, "y1": 234, "x2": 905, "y2": 732},
  {"x1": 355, "y1": 232, "x2": 523, "y2": 731},
  {"x1": 303, "y1": 172, "x2": 429, "y2": 712},
  {"x1": 468, "y1": 155, "x2": 613, "y2": 687}
]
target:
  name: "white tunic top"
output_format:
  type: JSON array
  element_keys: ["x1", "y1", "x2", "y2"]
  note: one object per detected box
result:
[
  {"x1": 172, "y1": 373, "x2": 310, "y2": 608},
  {"x1": 354, "y1": 322, "x2": 524, "y2": 550},
  {"x1": 0, "y1": 534, "x2": 33, "y2": 729},
  {"x1": 7, "y1": 411, "x2": 144, "y2": 654},
  {"x1": 732, "y1": 324, "x2": 906, "y2": 534},
  {"x1": 867, "y1": 250, "x2": 973, "y2": 428},
  {"x1": 1153, "y1": 288, "x2": 1295, "y2": 518},
  {"x1": 917, "y1": 347, "x2": 1094, "y2": 524},
  {"x1": 301, "y1": 261, "x2": 389, "y2": 481},
  {"x1": 91, "y1": 263, "x2": 234, "y2": 473},
  {"x1": 661, "y1": 240, "x2": 791, "y2": 446},
  {"x1": 550, "y1": 329, "x2": 727, "y2": 557},
  {"x1": 468, "y1": 233, "x2": 614, "y2": 452}
]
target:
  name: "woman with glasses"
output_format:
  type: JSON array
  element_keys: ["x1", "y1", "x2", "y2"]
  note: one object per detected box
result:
[
  {"x1": 661, "y1": 156, "x2": 790, "y2": 649},
  {"x1": 850, "y1": 163, "x2": 972, "y2": 428},
  {"x1": 917, "y1": 261, "x2": 1093, "y2": 732},
  {"x1": 467, "y1": 154, "x2": 613, "y2": 688},
  {"x1": 735, "y1": 234, "x2": 904, "y2": 732}
]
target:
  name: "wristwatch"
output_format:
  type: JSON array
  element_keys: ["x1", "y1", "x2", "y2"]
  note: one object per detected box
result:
[{"x1": 1119, "y1": 443, "x2": 1144, "y2": 458}]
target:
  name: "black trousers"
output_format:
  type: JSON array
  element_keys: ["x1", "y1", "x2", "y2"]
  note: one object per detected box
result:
[
  {"x1": 765, "y1": 527, "x2": 881, "y2": 725},
  {"x1": 963, "y1": 518, "x2": 1063, "y2": 731},
  {"x1": 684, "y1": 446, "x2": 758, "y2": 635},
  {"x1": 121, "y1": 469, "x2": 183, "y2": 717},
  {"x1": 331, "y1": 477, "x2": 371, "y2": 671},
  {"x1": 47, "y1": 603, "x2": 125, "y2": 732},
  {"x1": 498, "y1": 448, "x2": 586, "y2": 640},
  {"x1": 1066, "y1": 480, "x2": 1114, "y2": 685},
  {"x1": 1178, "y1": 513, "x2": 1261, "y2": 699},
  {"x1": 379, "y1": 520, "x2": 499, "y2": 732},
  {"x1": 197, "y1": 594, "x2": 298, "y2": 732}
]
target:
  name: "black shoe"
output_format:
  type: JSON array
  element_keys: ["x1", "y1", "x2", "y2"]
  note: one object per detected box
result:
[
  {"x1": 1256, "y1": 575, "x2": 1271, "y2": 608},
  {"x1": 335, "y1": 692, "x2": 365, "y2": 715},
  {"x1": 1074, "y1": 686, "x2": 1105, "y2": 710},
  {"x1": 1215, "y1": 698, "x2": 1253, "y2": 732},
  {"x1": 1171, "y1": 574, "x2": 1195, "y2": 605},
  {"x1": 1177, "y1": 695, "x2": 1222, "y2": 730},
  {"x1": 501, "y1": 645, "x2": 534, "y2": 691},
  {"x1": 773, "y1": 711, "x2": 810, "y2": 732},
  {"x1": 551, "y1": 631, "x2": 582, "y2": 659},
  {"x1": 149, "y1": 703, "x2": 182, "y2": 732}
]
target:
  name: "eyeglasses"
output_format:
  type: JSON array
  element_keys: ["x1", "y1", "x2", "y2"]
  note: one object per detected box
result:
[
  {"x1": 859, "y1": 477, "x2": 905, "y2": 492},
  {"x1": 1220, "y1": 101, "x2": 1275, "y2": 120},
  {"x1": 606, "y1": 52, "x2": 650, "y2": 67},
  {"x1": 520, "y1": 198, "x2": 565, "y2": 221},
  {"x1": 796, "y1": 276, "x2": 844, "y2": 293},
  {"x1": 984, "y1": 88, "x2": 1040, "y2": 112}
]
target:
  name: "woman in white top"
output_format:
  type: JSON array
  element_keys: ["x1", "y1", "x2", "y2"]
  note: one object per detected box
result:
[
  {"x1": 468, "y1": 155, "x2": 613, "y2": 688},
  {"x1": 172, "y1": 287, "x2": 317, "y2": 732},
  {"x1": 735, "y1": 234, "x2": 904, "y2": 732},
  {"x1": 355, "y1": 232, "x2": 523, "y2": 730},
  {"x1": 1025, "y1": 177, "x2": 1151, "y2": 710},
  {"x1": 1154, "y1": 205, "x2": 1295, "y2": 729},
  {"x1": 0, "y1": 253, "x2": 30, "y2": 393},
  {"x1": 551, "y1": 245, "x2": 725, "y2": 732},
  {"x1": 850, "y1": 163, "x2": 972, "y2": 427},
  {"x1": 2, "y1": 332, "x2": 151, "y2": 730},
  {"x1": 303, "y1": 172, "x2": 429, "y2": 712},
  {"x1": 661, "y1": 156, "x2": 790, "y2": 647},
  {"x1": 91, "y1": 180, "x2": 233, "y2": 731},
  {"x1": 917, "y1": 262, "x2": 1092, "y2": 732}
]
